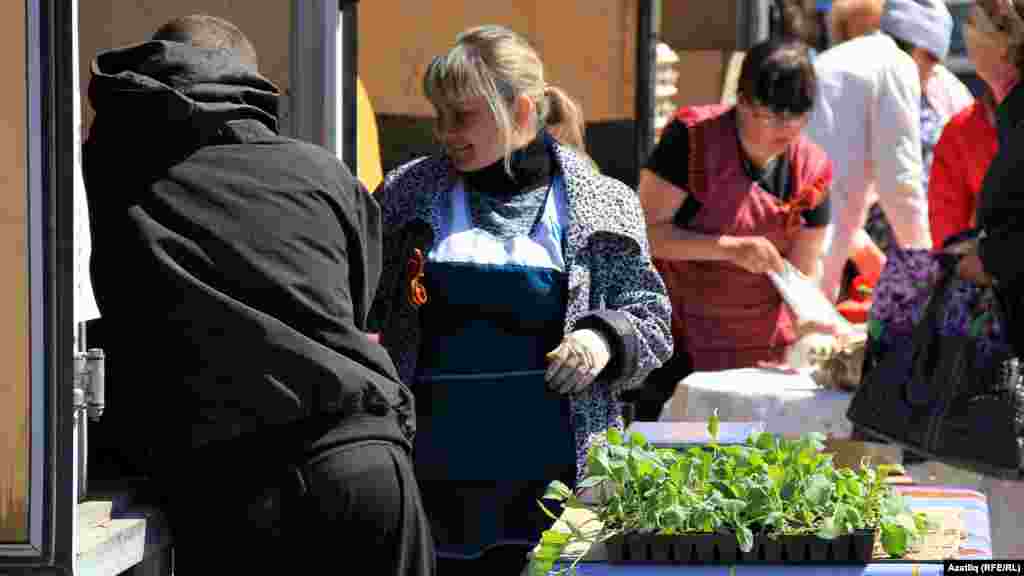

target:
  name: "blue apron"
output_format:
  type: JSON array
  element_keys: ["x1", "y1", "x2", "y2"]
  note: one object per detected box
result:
[{"x1": 414, "y1": 177, "x2": 577, "y2": 559}]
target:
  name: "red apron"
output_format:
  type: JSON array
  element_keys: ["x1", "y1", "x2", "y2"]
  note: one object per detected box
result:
[{"x1": 654, "y1": 105, "x2": 832, "y2": 372}]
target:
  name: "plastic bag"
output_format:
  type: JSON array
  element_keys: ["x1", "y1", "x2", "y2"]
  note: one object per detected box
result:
[{"x1": 768, "y1": 260, "x2": 854, "y2": 332}]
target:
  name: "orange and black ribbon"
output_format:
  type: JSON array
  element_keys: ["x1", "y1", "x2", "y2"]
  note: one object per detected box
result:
[
  {"x1": 780, "y1": 174, "x2": 829, "y2": 232},
  {"x1": 407, "y1": 248, "x2": 428, "y2": 308}
]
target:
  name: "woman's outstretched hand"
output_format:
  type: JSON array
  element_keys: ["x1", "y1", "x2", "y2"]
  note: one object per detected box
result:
[
  {"x1": 723, "y1": 236, "x2": 786, "y2": 275},
  {"x1": 545, "y1": 329, "x2": 612, "y2": 394}
]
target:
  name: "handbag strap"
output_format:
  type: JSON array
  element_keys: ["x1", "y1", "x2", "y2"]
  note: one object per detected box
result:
[{"x1": 902, "y1": 263, "x2": 957, "y2": 408}]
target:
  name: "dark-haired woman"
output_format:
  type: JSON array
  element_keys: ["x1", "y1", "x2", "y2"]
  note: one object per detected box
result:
[{"x1": 641, "y1": 37, "x2": 834, "y2": 372}]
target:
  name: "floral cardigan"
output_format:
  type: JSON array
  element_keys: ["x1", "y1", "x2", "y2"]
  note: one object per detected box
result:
[{"x1": 368, "y1": 138, "x2": 673, "y2": 478}]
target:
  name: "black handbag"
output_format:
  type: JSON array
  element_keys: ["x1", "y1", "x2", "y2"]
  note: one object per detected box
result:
[{"x1": 846, "y1": 263, "x2": 1024, "y2": 479}]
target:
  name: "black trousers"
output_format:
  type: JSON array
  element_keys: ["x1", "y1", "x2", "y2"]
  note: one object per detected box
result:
[{"x1": 154, "y1": 417, "x2": 435, "y2": 575}]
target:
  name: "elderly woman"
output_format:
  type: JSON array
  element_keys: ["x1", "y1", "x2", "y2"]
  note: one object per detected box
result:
[
  {"x1": 869, "y1": 0, "x2": 1022, "y2": 367},
  {"x1": 641, "y1": 37, "x2": 833, "y2": 373},
  {"x1": 369, "y1": 25, "x2": 672, "y2": 575},
  {"x1": 907, "y1": 1, "x2": 1024, "y2": 558},
  {"x1": 959, "y1": 0, "x2": 1024, "y2": 345}
]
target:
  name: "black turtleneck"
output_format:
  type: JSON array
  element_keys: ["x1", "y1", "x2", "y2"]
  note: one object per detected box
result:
[{"x1": 460, "y1": 131, "x2": 556, "y2": 239}]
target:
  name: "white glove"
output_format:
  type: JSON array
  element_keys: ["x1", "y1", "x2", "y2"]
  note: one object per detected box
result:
[{"x1": 544, "y1": 329, "x2": 612, "y2": 394}]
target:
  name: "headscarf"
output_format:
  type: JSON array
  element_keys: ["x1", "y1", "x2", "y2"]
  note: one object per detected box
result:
[{"x1": 880, "y1": 0, "x2": 954, "y2": 59}]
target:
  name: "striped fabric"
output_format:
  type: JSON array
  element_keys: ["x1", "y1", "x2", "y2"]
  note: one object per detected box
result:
[{"x1": 895, "y1": 485, "x2": 992, "y2": 561}]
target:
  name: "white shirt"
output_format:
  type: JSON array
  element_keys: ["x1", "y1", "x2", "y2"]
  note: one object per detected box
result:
[
  {"x1": 428, "y1": 177, "x2": 568, "y2": 271},
  {"x1": 926, "y1": 63, "x2": 975, "y2": 123},
  {"x1": 805, "y1": 33, "x2": 932, "y2": 300}
]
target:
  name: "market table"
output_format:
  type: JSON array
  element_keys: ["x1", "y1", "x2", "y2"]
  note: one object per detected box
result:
[
  {"x1": 531, "y1": 485, "x2": 992, "y2": 575},
  {"x1": 655, "y1": 366, "x2": 1024, "y2": 558},
  {"x1": 658, "y1": 368, "x2": 854, "y2": 439}
]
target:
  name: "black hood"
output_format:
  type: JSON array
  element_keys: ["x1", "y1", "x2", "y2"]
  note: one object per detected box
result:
[
  {"x1": 89, "y1": 40, "x2": 280, "y2": 139},
  {"x1": 84, "y1": 40, "x2": 417, "y2": 452}
]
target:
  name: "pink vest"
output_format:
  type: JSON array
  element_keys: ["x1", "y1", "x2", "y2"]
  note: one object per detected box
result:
[{"x1": 654, "y1": 105, "x2": 833, "y2": 371}]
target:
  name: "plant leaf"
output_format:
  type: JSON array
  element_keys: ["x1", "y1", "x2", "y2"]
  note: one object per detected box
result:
[
  {"x1": 588, "y1": 450, "x2": 611, "y2": 478},
  {"x1": 670, "y1": 460, "x2": 687, "y2": 487},
  {"x1": 876, "y1": 463, "x2": 905, "y2": 478},
  {"x1": 539, "y1": 529, "x2": 571, "y2": 546},
  {"x1": 868, "y1": 318, "x2": 883, "y2": 341},
  {"x1": 543, "y1": 481, "x2": 573, "y2": 502},
  {"x1": 748, "y1": 451, "x2": 765, "y2": 468},
  {"x1": 564, "y1": 493, "x2": 590, "y2": 509},
  {"x1": 719, "y1": 498, "x2": 747, "y2": 518},
  {"x1": 841, "y1": 476, "x2": 864, "y2": 499},
  {"x1": 761, "y1": 511, "x2": 785, "y2": 531},
  {"x1": 914, "y1": 511, "x2": 933, "y2": 533},
  {"x1": 701, "y1": 450, "x2": 714, "y2": 481},
  {"x1": 881, "y1": 523, "x2": 910, "y2": 557},
  {"x1": 607, "y1": 427, "x2": 623, "y2": 446},
  {"x1": 804, "y1": 474, "x2": 832, "y2": 507},
  {"x1": 629, "y1": 430, "x2": 647, "y2": 448},
  {"x1": 816, "y1": 516, "x2": 842, "y2": 540},
  {"x1": 754, "y1": 432, "x2": 776, "y2": 452},
  {"x1": 883, "y1": 493, "x2": 909, "y2": 517},
  {"x1": 528, "y1": 530, "x2": 572, "y2": 576},
  {"x1": 736, "y1": 524, "x2": 755, "y2": 553},
  {"x1": 661, "y1": 505, "x2": 689, "y2": 529},
  {"x1": 844, "y1": 506, "x2": 864, "y2": 530},
  {"x1": 708, "y1": 409, "x2": 720, "y2": 441}
]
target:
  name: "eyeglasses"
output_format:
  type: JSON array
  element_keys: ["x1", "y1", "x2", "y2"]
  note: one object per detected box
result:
[
  {"x1": 747, "y1": 104, "x2": 809, "y2": 128},
  {"x1": 740, "y1": 95, "x2": 808, "y2": 127}
]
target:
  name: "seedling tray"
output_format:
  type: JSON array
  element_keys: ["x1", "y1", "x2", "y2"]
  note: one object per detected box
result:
[{"x1": 605, "y1": 530, "x2": 875, "y2": 564}]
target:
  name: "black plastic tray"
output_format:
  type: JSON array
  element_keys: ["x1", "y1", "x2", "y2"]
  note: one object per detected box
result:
[{"x1": 605, "y1": 530, "x2": 875, "y2": 564}]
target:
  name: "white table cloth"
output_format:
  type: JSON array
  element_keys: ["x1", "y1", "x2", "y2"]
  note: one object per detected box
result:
[{"x1": 658, "y1": 367, "x2": 854, "y2": 439}]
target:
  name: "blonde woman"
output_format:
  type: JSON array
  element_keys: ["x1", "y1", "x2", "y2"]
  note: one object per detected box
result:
[
  {"x1": 957, "y1": 0, "x2": 1024, "y2": 329},
  {"x1": 368, "y1": 25, "x2": 672, "y2": 575}
]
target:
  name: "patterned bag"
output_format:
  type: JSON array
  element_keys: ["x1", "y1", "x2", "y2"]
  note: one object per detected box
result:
[
  {"x1": 863, "y1": 235, "x2": 1011, "y2": 378},
  {"x1": 861, "y1": 248, "x2": 942, "y2": 377},
  {"x1": 848, "y1": 259, "x2": 1024, "y2": 479}
]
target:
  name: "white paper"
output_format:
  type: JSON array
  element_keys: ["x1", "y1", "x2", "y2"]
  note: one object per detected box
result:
[{"x1": 768, "y1": 261, "x2": 852, "y2": 332}]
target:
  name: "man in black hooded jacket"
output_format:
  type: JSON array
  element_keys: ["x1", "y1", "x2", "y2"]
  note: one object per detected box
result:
[{"x1": 83, "y1": 14, "x2": 434, "y2": 575}]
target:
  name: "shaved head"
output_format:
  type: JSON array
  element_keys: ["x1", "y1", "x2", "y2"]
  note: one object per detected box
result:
[
  {"x1": 830, "y1": 0, "x2": 884, "y2": 44},
  {"x1": 152, "y1": 14, "x2": 258, "y2": 70}
]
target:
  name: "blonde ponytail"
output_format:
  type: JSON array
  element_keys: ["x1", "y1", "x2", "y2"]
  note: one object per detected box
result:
[{"x1": 541, "y1": 85, "x2": 586, "y2": 151}]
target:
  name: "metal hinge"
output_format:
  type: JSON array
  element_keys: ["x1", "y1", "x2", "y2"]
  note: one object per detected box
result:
[
  {"x1": 73, "y1": 348, "x2": 105, "y2": 421},
  {"x1": 73, "y1": 346, "x2": 104, "y2": 503}
]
